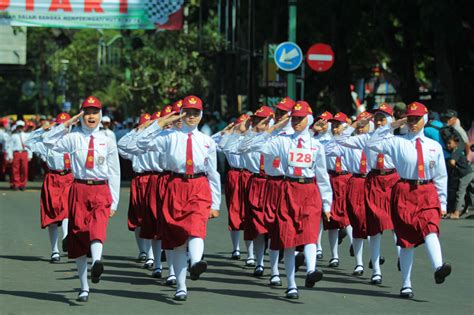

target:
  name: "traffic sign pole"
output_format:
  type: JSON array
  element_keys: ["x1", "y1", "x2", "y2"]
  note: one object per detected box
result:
[{"x1": 288, "y1": 0, "x2": 297, "y2": 100}]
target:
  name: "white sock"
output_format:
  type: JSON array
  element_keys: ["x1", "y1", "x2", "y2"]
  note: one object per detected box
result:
[
  {"x1": 166, "y1": 250, "x2": 175, "y2": 276},
  {"x1": 269, "y1": 249, "x2": 280, "y2": 276},
  {"x1": 245, "y1": 240, "x2": 255, "y2": 259},
  {"x1": 284, "y1": 247, "x2": 297, "y2": 289},
  {"x1": 317, "y1": 221, "x2": 323, "y2": 253},
  {"x1": 90, "y1": 240, "x2": 103, "y2": 264},
  {"x1": 400, "y1": 247, "x2": 414, "y2": 288},
  {"x1": 188, "y1": 237, "x2": 204, "y2": 265},
  {"x1": 328, "y1": 229, "x2": 339, "y2": 259},
  {"x1": 370, "y1": 233, "x2": 382, "y2": 275},
  {"x1": 61, "y1": 219, "x2": 68, "y2": 239},
  {"x1": 353, "y1": 238, "x2": 364, "y2": 267},
  {"x1": 48, "y1": 225, "x2": 59, "y2": 254},
  {"x1": 304, "y1": 243, "x2": 317, "y2": 273},
  {"x1": 134, "y1": 228, "x2": 144, "y2": 253},
  {"x1": 173, "y1": 244, "x2": 188, "y2": 294},
  {"x1": 392, "y1": 231, "x2": 401, "y2": 258},
  {"x1": 254, "y1": 234, "x2": 265, "y2": 267},
  {"x1": 230, "y1": 231, "x2": 240, "y2": 252},
  {"x1": 151, "y1": 239, "x2": 162, "y2": 269},
  {"x1": 145, "y1": 239, "x2": 154, "y2": 260},
  {"x1": 424, "y1": 233, "x2": 443, "y2": 270},
  {"x1": 76, "y1": 255, "x2": 89, "y2": 293},
  {"x1": 346, "y1": 225, "x2": 354, "y2": 245}
]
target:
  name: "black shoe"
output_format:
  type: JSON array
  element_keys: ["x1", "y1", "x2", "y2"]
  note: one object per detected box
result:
[
  {"x1": 165, "y1": 275, "x2": 177, "y2": 286},
  {"x1": 295, "y1": 252, "x2": 305, "y2": 272},
  {"x1": 434, "y1": 263, "x2": 452, "y2": 284},
  {"x1": 245, "y1": 257, "x2": 256, "y2": 267},
  {"x1": 370, "y1": 274, "x2": 382, "y2": 285},
  {"x1": 253, "y1": 265, "x2": 264, "y2": 277},
  {"x1": 231, "y1": 250, "x2": 241, "y2": 260},
  {"x1": 285, "y1": 288, "x2": 299, "y2": 299},
  {"x1": 305, "y1": 270, "x2": 323, "y2": 288},
  {"x1": 269, "y1": 274, "x2": 282, "y2": 286},
  {"x1": 399, "y1": 287, "x2": 414, "y2": 299},
  {"x1": 316, "y1": 250, "x2": 323, "y2": 260},
  {"x1": 190, "y1": 260, "x2": 207, "y2": 280},
  {"x1": 19, "y1": 187, "x2": 25, "y2": 191},
  {"x1": 397, "y1": 258, "x2": 401, "y2": 272},
  {"x1": 338, "y1": 229, "x2": 347, "y2": 245},
  {"x1": 151, "y1": 268, "x2": 162, "y2": 279},
  {"x1": 352, "y1": 265, "x2": 364, "y2": 276},
  {"x1": 174, "y1": 290, "x2": 187, "y2": 301},
  {"x1": 143, "y1": 259, "x2": 154, "y2": 270},
  {"x1": 62, "y1": 236, "x2": 68, "y2": 252},
  {"x1": 91, "y1": 260, "x2": 104, "y2": 284},
  {"x1": 161, "y1": 251, "x2": 167, "y2": 262},
  {"x1": 137, "y1": 252, "x2": 147, "y2": 263},
  {"x1": 369, "y1": 256, "x2": 385, "y2": 269},
  {"x1": 349, "y1": 245, "x2": 354, "y2": 257},
  {"x1": 328, "y1": 258, "x2": 339, "y2": 268},
  {"x1": 50, "y1": 252, "x2": 60, "y2": 263},
  {"x1": 76, "y1": 290, "x2": 89, "y2": 302}
]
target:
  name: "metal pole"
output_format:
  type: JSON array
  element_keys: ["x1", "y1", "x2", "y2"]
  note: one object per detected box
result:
[{"x1": 288, "y1": 0, "x2": 297, "y2": 99}]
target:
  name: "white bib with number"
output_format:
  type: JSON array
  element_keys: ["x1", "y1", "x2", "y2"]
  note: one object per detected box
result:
[{"x1": 288, "y1": 148, "x2": 313, "y2": 168}]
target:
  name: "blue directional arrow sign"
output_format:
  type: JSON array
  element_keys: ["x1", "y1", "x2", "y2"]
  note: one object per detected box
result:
[{"x1": 274, "y1": 41, "x2": 303, "y2": 72}]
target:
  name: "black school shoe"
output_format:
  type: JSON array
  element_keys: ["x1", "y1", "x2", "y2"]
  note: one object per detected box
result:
[
  {"x1": 231, "y1": 250, "x2": 241, "y2": 260},
  {"x1": 190, "y1": 260, "x2": 208, "y2": 280},
  {"x1": 91, "y1": 260, "x2": 104, "y2": 284},
  {"x1": 399, "y1": 287, "x2": 414, "y2": 299},
  {"x1": 352, "y1": 265, "x2": 364, "y2": 276},
  {"x1": 434, "y1": 263, "x2": 452, "y2": 284},
  {"x1": 285, "y1": 288, "x2": 299, "y2": 299},
  {"x1": 50, "y1": 252, "x2": 60, "y2": 263},
  {"x1": 370, "y1": 274, "x2": 382, "y2": 285},
  {"x1": 253, "y1": 265, "x2": 264, "y2": 277},
  {"x1": 305, "y1": 270, "x2": 323, "y2": 288},
  {"x1": 328, "y1": 258, "x2": 339, "y2": 268},
  {"x1": 76, "y1": 290, "x2": 89, "y2": 302},
  {"x1": 269, "y1": 275, "x2": 282, "y2": 286},
  {"x1": 174, "y1": 290, "x2": 187, "y2": 301}
]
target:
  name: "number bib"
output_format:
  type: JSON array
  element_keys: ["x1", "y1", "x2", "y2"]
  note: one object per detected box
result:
[{"x1": 288, "y1": 148, "x2": 313, "y2": 168}]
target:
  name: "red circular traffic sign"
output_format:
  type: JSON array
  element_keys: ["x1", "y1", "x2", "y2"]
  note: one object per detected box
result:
[{"x1": 306, "y1": 43, "x2": 335, "y2": 72}]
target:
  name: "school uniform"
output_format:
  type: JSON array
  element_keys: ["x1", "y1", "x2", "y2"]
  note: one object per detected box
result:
[{"x1": 7, "y1": 126, "x2": 32, "y2": 189}]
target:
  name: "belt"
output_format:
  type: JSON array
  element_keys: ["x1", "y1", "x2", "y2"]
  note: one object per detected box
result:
[
  {"x1": 170, "y1": 172, "x2": 206, "y2": 179},
  {"x1": 74, "y1": 179, "x2": 108, "y2": 185},
  {"x1": 252, "y1": 173, "x2": 269, "y2": 179},
  {"x1": 401, "y1": 179, "x2": 433, "y2": 185},
  {"x1": 285, "y1": 177, "x2": 314, "y2": 184},
  {"x1": 13, "y1": 150, "x2": 26, "y2": 153},
  {"x1": 267, "y1": 175, "x2": 285, "y2": 180},
  {"x1": 135, "y1": 171, "x2": 156, "y2": 176},
  {"x1": 352, "y1": 173, "x2": 367, "y2": 178},
  {"x1": 370, "y1": 169, "x2": 396, "y2": 175},
  {"x1": 328, "y1": 170, "x2": 350, "y2": 176},
  {"x1": 49, "y1": 169, "x2": 72, "y2": 176},
  {"x1": 229, "y1": 167, "x2": 244, "y2": 172}
]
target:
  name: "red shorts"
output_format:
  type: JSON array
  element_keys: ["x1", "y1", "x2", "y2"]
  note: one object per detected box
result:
[{"x1": 40, "y1": 171, "x2": 74, "y2": 228}]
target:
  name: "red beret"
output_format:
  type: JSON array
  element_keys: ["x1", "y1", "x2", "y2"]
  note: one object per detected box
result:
[
  {"x1": 139, "y1": 113, "x2": 151, "y2": 126},
  {"x1": 276, "y1": 96, "x2": 296, "y2": 112},
  {"x1": 375, "y1": 103, "x2": 394, "y2": 116},
  {"x1": 291, "y1": 101, "x2": 313, "y2": 117},
  {"x1": 161, "y1": 105, "x2": 174, "y2": 117},
  {"x1": 355, "y1": 111, "x2": 372, "y2": 121},
  {"x1": 81, "y1": 96, "x2": 102, "y2": 109},
  {"x1": 235, "y1": 114, "x2": 250, "y2": 124},
  {"x1": 318, "y1": 111, "x2": 333, "y2": 120},
  {"x1": 330, "y1": 112, "x2": 349, "y2": 123},
  {"x1": 182, "y1": 95, "x2": 203, "y2": 110},
  {"x1": 253, "y1": 105, "x2": 274, "y2": 118},
  {"x1": 151, "y1": 111, "x2": 161, "y2": 120},
  {"x1": 56, "y1": 112, "x2": 71, "y2": 123},
  {"x1": 171, "y1": 99, "x2": 183, "y2": 113},
  {"x1": 406, "y1": 102, "x2": 428, "y2": 117}
]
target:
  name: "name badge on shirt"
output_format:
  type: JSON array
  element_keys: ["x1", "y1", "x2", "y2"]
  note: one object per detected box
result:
[
  {"x1": 429, "y1": 160, "x2": 436, "y2": 169},
  {"x1": 288, "y1": 148, "x2": 313, "y2": 168},
  {"x1": 97, "y1": 156, "x2": 105, "y2": 165}
]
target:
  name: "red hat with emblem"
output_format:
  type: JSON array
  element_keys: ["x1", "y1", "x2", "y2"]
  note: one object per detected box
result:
[
  {"x1": 355, "y1": 111, "x2": 372, "y2": 121},
  {"x1": 81, "y1": 96, "x2": 102, "y2": 109},
  {"x1": 235, "y1": 114, "x2": 250, "y2": 124},
  {"x1": 405, "y1": 102, "x2": 428, "y2": 117},
  {"x1": 276, "y1": 96, "x2": 296, "y2": 112},
  {"x1": 291, "y1": 101, "x2": 313, "y2": 117},
  {"x1": 182, "y1": 95, "x2": 203, "y2": 110},
  {"x1": 56, "y1": 112, "x2": 71, "y2": 123},
  {"x1": 253, "y1": 105, "x2": 274, "y2": 118},
  {"x1": 318, "y1": 111, "x2": 333, "y2": 120},
  {"x1": 329, "y1": 112, "x2": 349, "y2": 123},
  {"x1": 375, "y1": 103, "x2": 394, "y2": 116},
  {"x1": 161, "y1": 105, "x2": 174, "y2": 117},
  {"x1": 151, "y1": 111, "x2": 161, "y2": 120},
  {"x1": 139, "y1": 113, "x2": 151, "y2": 125},
  {"x1": 171, "y1": 99, "x2": 183, "y2": 113}
]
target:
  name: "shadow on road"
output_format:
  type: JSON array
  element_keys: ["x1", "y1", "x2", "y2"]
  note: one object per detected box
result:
[
  {"x1": 0, "y1": 289, "x2": 81, "y2": 306},
  {"x1": 0, "y1": 255, "x2": 50, "y2": 263}
]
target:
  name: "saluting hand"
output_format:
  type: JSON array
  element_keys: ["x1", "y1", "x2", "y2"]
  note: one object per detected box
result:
[
  {"x1": 64, "y1": 112, "x2": 84, "y2": 128},
  {"x1": 391, "y1": 117, "x2": 407, "y2": 129},
  {"x1": 221, "y1": 122, "x2": 235, "y2": 135},
  {"x1": 157, "y1": 112, "x2": 186, "y2": 129},
  {"x1": 267, "y1": 114, "x2": 289, "y2": 134},
  {"x1": 209, "y1": 209, "x2": 219, "y2": 219},
  {"x1": 312, "y1": 119, "x2": 326, "y2": 133},
  {"x1": 351, "y1": 115, "x2": 372, "y2": 129}
]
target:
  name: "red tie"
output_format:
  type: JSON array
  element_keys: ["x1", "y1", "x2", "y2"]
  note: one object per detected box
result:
[
  {"x1": 85, "y1": 135, "x2": 94, "y2": 169},
  {"x1": 416, "y1": 138, "x2": 425, "y2": 179},
  {"x1": 359, "y1": 151, "x2": 367, "y2": 174},
  {"x1": 64, "y1": 153, "x2": 71, "y2": 170},
  {"x1": 335, "y1": 156, "x2": 342, "y2": 173},
  {"x1": 259, "y1": 154, "x2": 265, "y2": 175},
  {"x1": 294, "y1": 138, "x2": 303, "y2": 176},
  {"x1": 376, "y1": 153, "x2": 384, "y2": 170},
  {"x1": 186, "y1": 132, "x2": 194, "y2": 175}
]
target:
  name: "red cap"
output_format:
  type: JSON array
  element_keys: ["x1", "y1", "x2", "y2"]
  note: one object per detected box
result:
[
  {"x1": 171, "y1": 99, "x2": 183, "y2": 113},
  {"x1": 139, "y1": 113, "x2": 151, "y2": 126},
  {"x1": 182, "y1": 95, "x2": 203, "y2": 110},
  {"x1": 253, "y1": 105, "x2": 274, "y2": 118},
  {"x1": 151, "y1": 111, "x2": 161, "y2": 120},
  {"x1": 56, "y1": 112, "x2": 71, "y2": 123},
  {"x1": 406, "y1": 102, "x2": 428, "y2": 117},
  {"x1": 81, "y1": 96, "x2": 102, "y2": 109},
  {"x1": 355, "y1": 111, "x2": 372, "y2": 121},
  {"x1": 276, "y1": 96, "x2": 296, "y2": 112},
  {"x1": 235, "y1": 114, "x2": 250, "y2": 124},
  {"x1": 375, "y1": 103, "x2": 394, "y2": 116},
  {"x1": 161, "y1": 105, "x2": 174, "y2": 117},
  {"x1": 330, "y1": 112, "x2": 349, "y2": 123},
  {"x1": 318, "y1": 111, "x2": 333, "y2": 120},
  {"x1": 291, "y1": 101, "x2": 313, "y2": 117}
]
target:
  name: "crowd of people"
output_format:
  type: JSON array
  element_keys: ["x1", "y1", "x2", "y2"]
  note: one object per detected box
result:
[{"x1": 0, "y1": 95, "x2": 472, "y2": 303}]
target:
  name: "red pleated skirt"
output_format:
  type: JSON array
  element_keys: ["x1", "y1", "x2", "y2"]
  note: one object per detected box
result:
[
  {"x1": 127, "y1": 173, "x2": 151, "y2": 231},
  {"x1": 346, "y1": 176, "x2": 367, "y2": 238},
  {"x1": 324, "y1": 173, "x2": 351, "y2": 230},
  {"x1": 391, "y1": 181, "x2": 441, "y2": 248},
  {"x1": 40, "y1": 171, "x2": 74, "y2": 228},
  {"x1": 140, "y1": 173, "x2": 169, "y2": 240},
  {"x1": 244, "y1": 175, "x2": 268, "y2": 240},
  {"x1": 225, "y1": 169, "x2": 245, "y2": 231},
  {"x1": 264, "y1": 177, "x2": 284, "y2": 236}
]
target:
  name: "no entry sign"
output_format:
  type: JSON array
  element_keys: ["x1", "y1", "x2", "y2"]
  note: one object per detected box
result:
[{"x1": 306, "y1": 43, "x2": 335, "y2": 72}]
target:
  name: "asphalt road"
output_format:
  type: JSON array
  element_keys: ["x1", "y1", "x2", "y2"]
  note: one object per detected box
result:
[{"x1": 0, "y1": 181, "x2": 473, "y2": 315}]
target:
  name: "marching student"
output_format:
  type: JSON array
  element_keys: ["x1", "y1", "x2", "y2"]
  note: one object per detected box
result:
[
  {"x1": 367, "y1": 101, "x2": 451, "y2": 298},
  {"x1": 42, "y1": 96, "x2": 120, "y2": 302},
  {"x1": 136, "y1": 95, "x2": 221, "y2": 301},
  {"x1": 0, "y1": 120, "x2": 11, "y2": 181},
  {"x1": 7, "y1": 120, "x2": 32, "y2": 190},
  {"x1": 25, "y1": 113, "x2": 73, "y2": 263}
]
